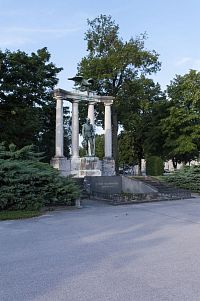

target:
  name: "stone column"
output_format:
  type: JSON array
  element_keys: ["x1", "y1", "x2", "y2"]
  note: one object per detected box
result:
[
  {"x1": 104, "y1": 102, "x2": 112, "y2": 158},
  {"x1": 88, "y1": 101, "x2": 95, "y2": 125},
  {"x1": 87, "y1": 101, "x2": 96, "y2": 156},
  {"x1": 71, "y1": 99, "x2": 79, "y2": 158},
  {"x1": 55, "y1": 95, "x2": 64, "y2": 157}
]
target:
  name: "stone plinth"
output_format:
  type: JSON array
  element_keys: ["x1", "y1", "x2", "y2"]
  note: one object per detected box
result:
[
  {"x1": 102, "y1": 158, "x2": 116, "y2": 176},
  {"x1": 51, "y1": 156, "x2": 116, "y2": 178},
  {"x1": 70, "y1": 157, "x2": 80, "y2": 176},
  {"x1": 50, "y1": 157, "x2": 70, "y2": 176},
  {"x1": 79, "y1": 156, "x2": 102, "y2": 177}
]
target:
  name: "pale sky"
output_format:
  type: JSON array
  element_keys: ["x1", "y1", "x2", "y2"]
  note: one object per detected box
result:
[{"x1": 1, "y1": 0, "x2": 200, "y2": 91}]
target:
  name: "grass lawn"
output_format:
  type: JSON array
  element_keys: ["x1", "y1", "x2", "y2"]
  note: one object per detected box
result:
[{"x1": 0, "y1": 210, "x2": 42, "y2": 221}]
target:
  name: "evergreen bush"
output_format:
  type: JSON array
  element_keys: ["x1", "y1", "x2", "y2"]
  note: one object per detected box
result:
[
  {"x1": 146, "y1": 156, "x2": 164, "y2": 176},
  {"x1": 164, "y1": 165, "x2": 200, "y2": 192},
  {"x1": 0, "y1": 144, "x2": 80, "y2": 210}
]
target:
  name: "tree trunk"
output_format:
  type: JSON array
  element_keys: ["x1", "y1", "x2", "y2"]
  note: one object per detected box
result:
[
  {"x1": 137, "y1": 154, "x2": 142, "y2": 176},
  {"x1": 112, "y1": 110, "x2": 119, "y2": 174},
  {"x1": 172, "y1": 157, "x2": 177, "y2": 170}
]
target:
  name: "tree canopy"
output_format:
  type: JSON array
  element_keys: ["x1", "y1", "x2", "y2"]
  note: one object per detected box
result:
[
  {"x1": 161, "y1": 70, "x2": 200, "y2": 167},
  {"x1": 77, "y1": 14, "x2": 161, "y2": 171},
  {"x1": 0, "y1": 47, "x2": 66, "y2": 161},
  {"x1": 117, "y1": 76, "x2": 166, "y2": 172}
]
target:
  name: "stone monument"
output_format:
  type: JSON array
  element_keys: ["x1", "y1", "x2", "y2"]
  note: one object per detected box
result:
[{"x1": 50, "y1": 76, "x2": 115, "y2": 177}]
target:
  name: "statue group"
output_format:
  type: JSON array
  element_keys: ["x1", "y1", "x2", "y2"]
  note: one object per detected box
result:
[{"x1": 82, "y1": 118, "x2": 95, "y2": 156}]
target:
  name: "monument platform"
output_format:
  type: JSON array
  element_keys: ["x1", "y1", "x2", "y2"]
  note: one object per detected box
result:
[
  {"x1": 79, "y1": 156, "x2": 102, "y2": 177},
  {"x1": 51, "y1": 156, "x2": 116, "y2": 177}
]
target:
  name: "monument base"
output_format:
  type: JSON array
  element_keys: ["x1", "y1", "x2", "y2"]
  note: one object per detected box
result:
[
  {"x1": 102, "y1": 158, "x2": 116, "y2": 176},
  {"x1": 70, "y1": 156, "x2": 81, "y2": 176},
  {"x1": 51, "y1": 156, "x2": 115, "y2": 177},
  {"x1": 50, "y1": 157, "x2": 70, "y2": 176},
  {"x1": 79, "y1": 156, "x2": 102, "y2": 177}
]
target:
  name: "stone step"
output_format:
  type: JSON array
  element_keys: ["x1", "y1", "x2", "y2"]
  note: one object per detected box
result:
[
  {"x1": 134, "y1": 176, "x2": 190, "y2": 195},
  {"x1": 89, "y1": 175, "x2": 191, "y2": 205}
]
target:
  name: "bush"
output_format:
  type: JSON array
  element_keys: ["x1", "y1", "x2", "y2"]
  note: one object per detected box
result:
[
  {"x1": 0, "y1": 144, "x2": 80, "y2": 210},
  {"x1": 164, "y1": 165, "x2": 200, "y2": 192},
  {"x1": 146, "y1": 156, "x2": 164, "y2": 176}
]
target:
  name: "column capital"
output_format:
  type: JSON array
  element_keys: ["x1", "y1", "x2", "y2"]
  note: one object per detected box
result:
[
  {"x1": 104, "y1": 100, "x2": 113, "y2": 106},
  {"x1": 71, "y1": 98, "x2": 79, "y2": 103},
  {"x1": 53, "y1": 90, "x2": 64, "y2": 100},
  {"x1": 88, "y1": 100, "x2": 96, "y2": 105}
]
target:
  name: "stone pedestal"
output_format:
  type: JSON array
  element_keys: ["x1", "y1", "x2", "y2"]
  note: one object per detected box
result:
[
  {"x1": 102, "y1": 158, "x2": 116, "y2": 176},
  {"x1": 79, "y1": 156, "x2": 102, "y2": 177},
  {"x1": 71, "y1": 157, "x2": 81, "y2": 177},
  {"x1": 51, "y1": 156, "x2": 116, "y2": 177},
  {"x1": 50, "y1": 157, "x2": 70, "y2": 176}
]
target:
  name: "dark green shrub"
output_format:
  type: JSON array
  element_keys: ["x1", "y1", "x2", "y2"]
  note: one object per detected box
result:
[
  {"x1": 164, "y1": 165, "x2": 200, "y2": 192},
  {"x1": 146, "y1": 156, "x2": 164, "y2": 176},
  {"x1": 0, "y1": 144, "x2": 80, "y2": 210}
]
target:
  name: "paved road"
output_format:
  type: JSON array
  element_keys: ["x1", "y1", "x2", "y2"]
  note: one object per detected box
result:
[{"x1": 1, "y1": 197, "x2": 200, "y2": 301}]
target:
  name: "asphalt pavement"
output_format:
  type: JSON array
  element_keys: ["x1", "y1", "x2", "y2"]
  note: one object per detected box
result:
[{"x1": 1, "y1": 197, "x2": 200, "y2": 301}]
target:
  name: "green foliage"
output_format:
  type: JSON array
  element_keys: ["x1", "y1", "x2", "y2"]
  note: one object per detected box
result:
[
  {"x1": 0, "y1": 144, "x2": 80, "y2": 211},
  {"x1": 78, "y1": 14, "x2": 161, "y2": 170},
  {"x1": 114, "y1": 76, "x2": 166, "y2": 172},
  {"x1": 164, "y1": 165, "x2": 200, "y2": 192},
  {"x1": 79, "y1": 146, "x2": 86, "y2": 157},
  {"x1": 0, "y1": 210, "x2": 41, "y2": 220},
  {"x1": 95, "y1": 134, "x2": 104, "y2": 159},
  {"x1": 146, "y1": 156, "x2": 164, "y2": 176},
  {"x1": 143, "y1": 99, "x2": 170, "y2": 158},
  {"x1": 0, "y1": 143, "x2": 44, "y2": 161},
  {"x1": 118, "y1": 131, "x2": 137, "y2": 166},
  {"x1": 0, "y1": 48, "x2": 71, "y2": 161},
  {"x1": 161, "y1": 70, "x2": 200, "y2": 166}
]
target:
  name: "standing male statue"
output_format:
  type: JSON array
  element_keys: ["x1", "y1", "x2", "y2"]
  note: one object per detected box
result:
[{"x1": 82, "y1": 118, "x2": 95, "y2": 156}]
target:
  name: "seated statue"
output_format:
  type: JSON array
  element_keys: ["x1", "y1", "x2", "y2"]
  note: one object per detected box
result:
[{"x1": 82, "y1": 118, "x2": 95, "y2": 156}]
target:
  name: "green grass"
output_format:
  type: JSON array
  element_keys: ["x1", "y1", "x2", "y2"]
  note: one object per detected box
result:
[{"x1": 0, "y1": 210, "x2": 41, "y2": 221}]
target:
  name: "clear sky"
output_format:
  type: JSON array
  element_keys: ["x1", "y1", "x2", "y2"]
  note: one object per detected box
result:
[{"x1": 1, "y1": 0, "x2": 200, "y2": 91}]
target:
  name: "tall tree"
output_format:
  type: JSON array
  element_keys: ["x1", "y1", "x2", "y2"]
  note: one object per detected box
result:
[
  {"x1": 118, "y1": 76, "x2": 166, "y2": 174},
  {"x1": 118, "y1": 131, "x2": 137, "y2": 167},
  {"x1": 77, "y1": 14, "x2": 161, "y2": 171},
  {"x1": 143, "y1": 98, "x2": 170, "y2": 159},
  {"x1": 161, "y1": 70, "x2": 200, "y2": 168},
  {"x1": 0, "y1": 48, "x2": 64, "y2": 161}
]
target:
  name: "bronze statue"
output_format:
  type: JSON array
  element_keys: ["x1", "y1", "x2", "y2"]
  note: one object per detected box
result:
[
  {"x1": 68, "y1": 76, "x2": 94, "y2": 93},
  {"x1": 82, "y1": 118, "x2": 95, "y2": 156}
]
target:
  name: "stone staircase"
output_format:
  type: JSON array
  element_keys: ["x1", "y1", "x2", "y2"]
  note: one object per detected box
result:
[
  {"x1": 89, "y1": 176, "x2": 191, "y2": 206},
  {"x1": 74, "y1": 176, "x2": 192, "y2": 206},
  {"x1": 132, "y1": 176, "x2": 191, "y2": 201}
]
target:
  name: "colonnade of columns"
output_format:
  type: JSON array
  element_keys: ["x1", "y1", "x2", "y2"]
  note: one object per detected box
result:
[{"x1": 54, "y1": 94, "x2": 113, "y2": 159}]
